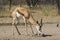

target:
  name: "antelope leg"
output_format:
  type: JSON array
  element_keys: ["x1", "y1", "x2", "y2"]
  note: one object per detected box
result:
[
  {"x1": 25, "y1": 18, "x2": 28, "y2": 35},
  {"x1": 30, "y1": 24, "x2": 34, "y2": 34},
  {"x1": 14, "y1": 24, "x2": 21, "y2": 35}
]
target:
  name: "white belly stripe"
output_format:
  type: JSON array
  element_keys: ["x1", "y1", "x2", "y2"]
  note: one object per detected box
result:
[
  {"x1": 16, "y1": 11, "x2": 25, "y2": 22},
  {"x1": 16, "y1": 12, "x2": 22, "y2": 17}
]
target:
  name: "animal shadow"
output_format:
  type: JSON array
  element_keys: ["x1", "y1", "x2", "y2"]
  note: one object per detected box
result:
[
  {"x1": 32, "y1": 34, "x2": 52, "y2": 37},
  {"x1": 42, "y1": 34, "x2": 52, "y2": 37}
]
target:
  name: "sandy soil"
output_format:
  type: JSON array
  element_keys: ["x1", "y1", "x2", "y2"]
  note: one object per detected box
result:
[{"x1": 0, "y1": 23, "x2": 60, "y2": 40}]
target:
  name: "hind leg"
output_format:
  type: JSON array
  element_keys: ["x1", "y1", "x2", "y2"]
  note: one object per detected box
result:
[
  {"x1": 12, "y1": 18, "x2": 21, "y2": 35},
  {"x1": 12, "y1": 18, "x2": 18, "y2": 25}
]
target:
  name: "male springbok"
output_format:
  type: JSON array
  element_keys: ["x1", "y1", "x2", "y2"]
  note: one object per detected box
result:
[{"x1": 12, "y1": 7, "x2": 42, "y2": 36}]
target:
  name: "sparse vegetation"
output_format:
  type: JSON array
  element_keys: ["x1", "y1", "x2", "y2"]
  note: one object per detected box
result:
[{"x1": 0, "y1": 5, "x2": 58, "y2": 18}]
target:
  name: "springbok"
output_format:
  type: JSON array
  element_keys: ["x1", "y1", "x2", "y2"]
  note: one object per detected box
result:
[{"x1": 12, "y1": 7, "x2": 42, "y2": 36}]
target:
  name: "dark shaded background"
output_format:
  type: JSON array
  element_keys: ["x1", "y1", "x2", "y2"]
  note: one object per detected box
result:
[{"x1": 0, "y1": 0, "x2": 60, "y2": 15}]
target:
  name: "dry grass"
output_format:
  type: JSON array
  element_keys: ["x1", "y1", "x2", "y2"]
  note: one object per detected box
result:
[{"x1": 0, "y1": 5, "x2": 58, "y2": 18}]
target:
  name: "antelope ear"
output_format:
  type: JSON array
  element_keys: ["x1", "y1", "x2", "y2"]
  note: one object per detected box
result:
[
  {"x1": 37, "y1": 20, "x2": 40, "y2": 25},
  {"x1": 39, "y1": 18, "x2": 43, "y2": 32},
  {"x1": 37, "y1": 21, "x2": 38, "y2": 24}
]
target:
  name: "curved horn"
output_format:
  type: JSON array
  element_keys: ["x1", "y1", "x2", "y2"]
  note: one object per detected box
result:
[{"x1": 39, "y1": 18, "x2": 43, "y2": 32}]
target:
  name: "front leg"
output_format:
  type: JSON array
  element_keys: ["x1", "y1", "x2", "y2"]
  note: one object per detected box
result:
[
  {"x1": 25, "y1": 17, "x2": 28, "y2": 35},
  {"x1": 29, "y1": 23, "x2": 34, "y2": 35},
  {"x1": 23, "y1": 16, "x2": 25, "y2": 23}
]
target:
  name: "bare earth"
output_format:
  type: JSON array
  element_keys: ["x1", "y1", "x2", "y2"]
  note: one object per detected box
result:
[{"x1": 0, "y1": 18, "x2": 60, "y2": 40}]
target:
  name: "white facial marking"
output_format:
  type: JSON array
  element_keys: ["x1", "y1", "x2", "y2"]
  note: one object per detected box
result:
[
  {"x1": 36, "y1": 25, "x2": 41, "y2": 34},
  {"x1": 36, "y1": 25, "x2": 39, "y2": 31}
]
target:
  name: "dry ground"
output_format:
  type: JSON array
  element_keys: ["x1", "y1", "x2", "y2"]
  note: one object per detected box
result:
[{"x1": 0, "y1": 17, "x2": 60, "y2": 40}]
